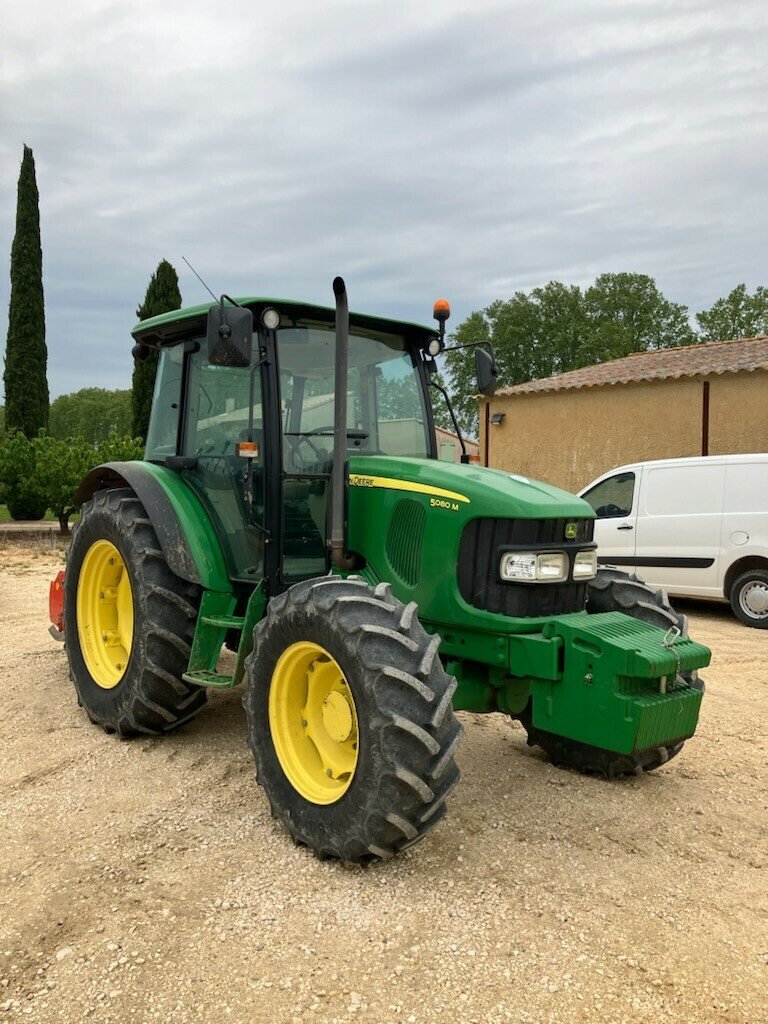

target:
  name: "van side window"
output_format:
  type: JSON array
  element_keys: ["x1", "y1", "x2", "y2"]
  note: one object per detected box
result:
[{"x1": 582, "y1": 472, "x2": 635, "y2": 518}]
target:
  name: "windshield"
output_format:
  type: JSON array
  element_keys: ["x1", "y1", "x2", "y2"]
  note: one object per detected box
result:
[{"x1": 277, "y1": 321, "x2": 430, "y2": 474}]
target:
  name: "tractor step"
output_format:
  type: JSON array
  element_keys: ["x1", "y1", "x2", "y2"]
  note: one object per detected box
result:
[
  {"x1": 182, "y1": 669, "x2": 235, "y2": 689},
  {"x1": 200, "y1": 614, "x2": 245, "y2": 630}
]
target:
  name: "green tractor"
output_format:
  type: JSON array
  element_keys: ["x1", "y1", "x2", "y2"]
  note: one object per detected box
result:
[{"x1": 53, "y1": 278, "x2": 710, "y2": 862}]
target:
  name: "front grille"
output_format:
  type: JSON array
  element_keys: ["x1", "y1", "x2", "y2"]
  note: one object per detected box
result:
[{"x1": 457, "y1": 517, "x2": 594, "y2": 618}]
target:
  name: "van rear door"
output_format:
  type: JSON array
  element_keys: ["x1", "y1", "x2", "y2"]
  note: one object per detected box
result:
[
  {"x1": 634, "y1": 461, "x2": 725, "y2": 596},
  {"x1": 581, "y1": 469, "x2": 639, "y2": 568}
]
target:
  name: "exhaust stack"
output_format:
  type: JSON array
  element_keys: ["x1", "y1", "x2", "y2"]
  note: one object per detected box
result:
[{"x1": 330, "y1": 276, "x2": 349, "y2": 569}]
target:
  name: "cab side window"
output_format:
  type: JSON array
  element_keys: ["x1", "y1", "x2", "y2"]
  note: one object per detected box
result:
[
  {"x1": 144, "y1": 344, "x2": 184, "y2": 461},
  {"x1": 184, "y1": 358, "x2": 259, "y2": 455},
  {"x1": 583, "y1": 472, "x2": 636, "y2": 518}
]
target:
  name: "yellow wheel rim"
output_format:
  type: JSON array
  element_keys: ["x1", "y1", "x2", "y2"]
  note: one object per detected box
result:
[
  {"x1": 76, "y1": 540, "x2": 134, "y2": 689},
  {"x1": 269, "y1": 641, "x2": 359, "y2": 805}
]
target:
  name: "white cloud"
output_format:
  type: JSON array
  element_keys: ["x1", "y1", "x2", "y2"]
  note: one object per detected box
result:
[{"x1": 1, "y1": 0, "x2": 767, "y2": 396}]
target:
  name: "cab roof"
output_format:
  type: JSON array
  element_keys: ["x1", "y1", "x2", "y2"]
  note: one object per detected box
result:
[{"x1": 131, "y1": 296, "x2": 438, "y2": 346}]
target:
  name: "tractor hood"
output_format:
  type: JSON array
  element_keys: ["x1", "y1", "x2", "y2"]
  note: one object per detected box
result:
[{"x1": 347, "y1": 455, "x2": 594, "y2": 521}]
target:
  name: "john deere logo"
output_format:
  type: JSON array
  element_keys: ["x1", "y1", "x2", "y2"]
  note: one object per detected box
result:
[{"x1": 565, "y1": 522, "x2": 578, "y2": 540}]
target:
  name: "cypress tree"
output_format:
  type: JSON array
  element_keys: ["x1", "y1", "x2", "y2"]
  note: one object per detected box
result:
[
  {"x1": 131, "y1": 260, "x2": 182, "y2": 441},
  {"x1": 3, "y1": 145, "x2": 48, "y2": 437}
]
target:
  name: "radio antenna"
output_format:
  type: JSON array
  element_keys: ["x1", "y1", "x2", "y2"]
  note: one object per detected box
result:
[{"x1": 182, "y1": 256, "x2": 218, "y2": 303}]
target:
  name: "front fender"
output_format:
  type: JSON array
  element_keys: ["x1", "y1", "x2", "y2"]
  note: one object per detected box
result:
[{"x1": 74, "y1": 461, "x2": 231, "y2": 593}]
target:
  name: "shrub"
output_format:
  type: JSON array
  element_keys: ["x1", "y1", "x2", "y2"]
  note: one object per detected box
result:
[{"x1": 0, "y1": 431, "x2": 144, "y2": 533}]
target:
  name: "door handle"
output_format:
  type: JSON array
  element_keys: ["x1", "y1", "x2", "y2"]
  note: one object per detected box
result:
[{"x1": 617, "y1": 524, "x2": 633, "y2": 531}]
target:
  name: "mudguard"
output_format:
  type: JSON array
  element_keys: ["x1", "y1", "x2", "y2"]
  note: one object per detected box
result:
[{"x1": 74, "y1": 461, "x2": 231, "y2": 593}]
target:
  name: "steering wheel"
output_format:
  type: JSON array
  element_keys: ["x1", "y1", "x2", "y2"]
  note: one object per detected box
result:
[
  {"x1": 284, "y1": 433, "x2": 327, "y2": 472},
  {"x1": 595, "y1": 503, "x2": 626, "y2": 518}
]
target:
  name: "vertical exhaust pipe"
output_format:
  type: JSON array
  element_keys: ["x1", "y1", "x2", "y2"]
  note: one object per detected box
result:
[{"x1": 330, "y1": 276, "x2": 349, "y2": 569}]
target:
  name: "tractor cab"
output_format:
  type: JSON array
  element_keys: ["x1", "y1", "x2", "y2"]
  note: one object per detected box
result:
[{"x1": 135, "y1": 295, "x2": 444, "y2": 591}]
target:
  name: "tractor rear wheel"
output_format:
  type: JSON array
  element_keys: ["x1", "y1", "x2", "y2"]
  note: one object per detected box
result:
[
  {"x1": 65, "y1": 487, "x2": 206, "y2": 736},
  {"x1": 518, "y1": 567, "x2": 704, "y2": 778},
  {"x1": 244, "y1": 576, "x2": 462, "y2": 862}
]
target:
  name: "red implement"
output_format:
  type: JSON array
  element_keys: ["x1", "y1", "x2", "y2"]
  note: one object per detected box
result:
[{"x1": 49, "y1": 570, "x2": 65, "y2": 640}]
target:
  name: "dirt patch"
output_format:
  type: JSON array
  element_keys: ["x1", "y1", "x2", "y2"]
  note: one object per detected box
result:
[{"x1": 0, "y1": 557, "x2": 766, "y2": 1024}]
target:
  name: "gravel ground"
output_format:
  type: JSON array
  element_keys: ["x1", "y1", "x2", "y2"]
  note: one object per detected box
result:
[{"x1": 1, "y1": 547, "x2": 766, "y2": 1024}]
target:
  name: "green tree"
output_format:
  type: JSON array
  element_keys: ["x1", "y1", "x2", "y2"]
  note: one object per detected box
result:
[
  {"x1": 33, "y1": 435, "x2": 94, "y2": 534},
  {"x1": 696, "y1": 283, "x2": 768, "y2": 342},
  {"x1": 132, "y1": 260, "x2": 181, "y2": 441},
  {"x1": 444, "y1": 285, "x2": 589, "y2": 436},
  {"x1": 3, "y1": 145, "x2": 48, "y2": 438},
  {"x1": 582, "y1": 272, "x2": 696, "y2": 363},
  {"x1": 0, "y1": 431, "x2": 143, "y2": 532},
  {"x1": 445, "y1": 273, "x2": 696, "y2": 436},
  {"x1": 96, "y1": 434, "x2": 144, "y2": 464},
  {"x1": 49, "y1": 388, "x2": 132, "y2": 444},
  {"x1": 0, "y1": 405, "x2": 5, "y2": 433},
  {"x1": 33, "y1": 434, "x2": 142, "y2": 534},
  {"x1": 0, "y1": 431, "x2": 46, "y2": 520}
]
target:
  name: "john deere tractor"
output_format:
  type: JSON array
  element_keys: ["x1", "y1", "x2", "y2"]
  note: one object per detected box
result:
[{"x1": 53, "y1": 278, "x2": 710, "y2": 862}]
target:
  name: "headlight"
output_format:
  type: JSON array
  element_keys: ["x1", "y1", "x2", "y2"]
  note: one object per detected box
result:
[
  {"x1": 573, "y1": 550, "x2": 597, "y2": 579},
  {"x1": 500, "y1": 551, "x2": 568, "y2": 583}
]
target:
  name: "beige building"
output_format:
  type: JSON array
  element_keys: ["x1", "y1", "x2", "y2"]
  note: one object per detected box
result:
[
  {"x1": 479, "y1": 335, "x2": 768, "y2": 493},
  {"x1": 435, "y1": 425, "x2": 479, "y2": 462}
]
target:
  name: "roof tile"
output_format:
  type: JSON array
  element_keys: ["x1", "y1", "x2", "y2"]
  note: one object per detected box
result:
[{"x1": 496, "y1": 335, "x2": 768, "y2": 396}]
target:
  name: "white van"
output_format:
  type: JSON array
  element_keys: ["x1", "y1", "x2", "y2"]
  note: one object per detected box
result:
[{"x1": 579, "y1": 454, "x2": 768, "y2": 628}]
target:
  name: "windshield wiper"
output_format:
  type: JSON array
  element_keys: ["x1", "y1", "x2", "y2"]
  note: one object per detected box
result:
[{"x1": 284, "y1": 430, "x2": 369, "y2": 439}]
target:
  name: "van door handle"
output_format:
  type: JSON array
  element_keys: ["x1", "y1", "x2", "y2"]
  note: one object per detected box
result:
[{"x1": 617, "y1": 524, "x2": 633, "y2": 531}]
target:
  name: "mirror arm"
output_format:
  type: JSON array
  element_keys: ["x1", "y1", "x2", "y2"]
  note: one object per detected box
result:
[
  {"x1": 220, "y1": 294, "x2": 246, "y2": 309},
  {"x1": 429, "y1": 379, "x2": 469, "y2": 462},
  {"x1": 441, "y1": 338, "x2": 497, "y2": 373}
]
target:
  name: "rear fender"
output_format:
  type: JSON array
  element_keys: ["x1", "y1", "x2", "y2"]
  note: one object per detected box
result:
[{"x1": 74, "y1": 461, "x2": 231, "y2": 593}]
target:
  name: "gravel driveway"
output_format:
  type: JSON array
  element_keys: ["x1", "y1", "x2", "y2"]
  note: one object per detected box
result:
[{"x1": 1, "y1": 547, "x2": 766, "y2": 1024}]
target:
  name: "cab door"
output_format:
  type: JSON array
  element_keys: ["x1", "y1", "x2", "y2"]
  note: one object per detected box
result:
[
  {"x1": 180, "y1": 344, "x2": 267, "y2": 583},
  {"x1": 580, "y1": 469, "x2": 639, "y2": 568}
]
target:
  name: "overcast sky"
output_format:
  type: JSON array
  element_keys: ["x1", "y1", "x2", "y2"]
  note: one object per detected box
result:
[{"x1": 1, "y1": 0, "x2": 767, "y2": 399}]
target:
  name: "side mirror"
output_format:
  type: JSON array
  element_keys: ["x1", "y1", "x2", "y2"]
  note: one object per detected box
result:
[
  {"x1": 474, "y1": 347, "x2": 497, "y2": 397},
  {"x1": 206, "y1": 301, "x2": 253, "y2": 367}
]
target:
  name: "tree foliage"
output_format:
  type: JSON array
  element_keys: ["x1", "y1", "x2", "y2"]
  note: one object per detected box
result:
[
  {"x1": 0, "y1": 431, "x2": 47, "y2": 520},
  {"x1": 696, "y1": 283, "x2": 768, "y2": 343},
  {"x1": 583, "y1": 273, "x2": 696, "y2": 362},
  {"x1": 49, "y1": 388, "x2": 131, "y2": 445},
  {"x1": 131, "y1": 260, "x2": 182, "y2": 441},
  {"x1": 3, "y1": 145, "x2": 49, "y2": 438},
  {"x1": 443, "y1": 273, "x2": 696, "y2": 435},
  {"x1": 0, "y1": 432, "x2": 143, "y2": 532}
]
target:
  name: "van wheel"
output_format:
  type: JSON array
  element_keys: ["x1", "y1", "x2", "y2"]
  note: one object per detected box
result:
[
  {"x1": 516, "y1": 567, "x2": 704, "y2": 778},
  {"x1": 729, "y1": 569, "x2": 768, "y2": 628}
]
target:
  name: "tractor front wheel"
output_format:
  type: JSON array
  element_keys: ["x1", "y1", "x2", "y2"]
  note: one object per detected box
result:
[
  {"x1": 244, "y1": 576, "x2": 462, "y2": 862},
  {"x1": 65, "y1": 487, "x2": 206, "y2": 736},
  {"x1": 517, "y1": 567, "x2": 704, "y2": 778}
]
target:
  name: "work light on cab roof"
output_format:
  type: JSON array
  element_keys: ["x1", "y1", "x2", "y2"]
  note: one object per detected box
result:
[{"x1": 430, "y1": 297, "x2": 451, "y2": 355}]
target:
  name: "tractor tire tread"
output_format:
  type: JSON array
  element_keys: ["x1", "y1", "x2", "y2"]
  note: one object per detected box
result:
[
  {"x1": 65, "y1": 486, "x2": 206, "y2": 737},
  {"x1": 243, "y1": 574, "x2": 462, "y2": 863}
]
